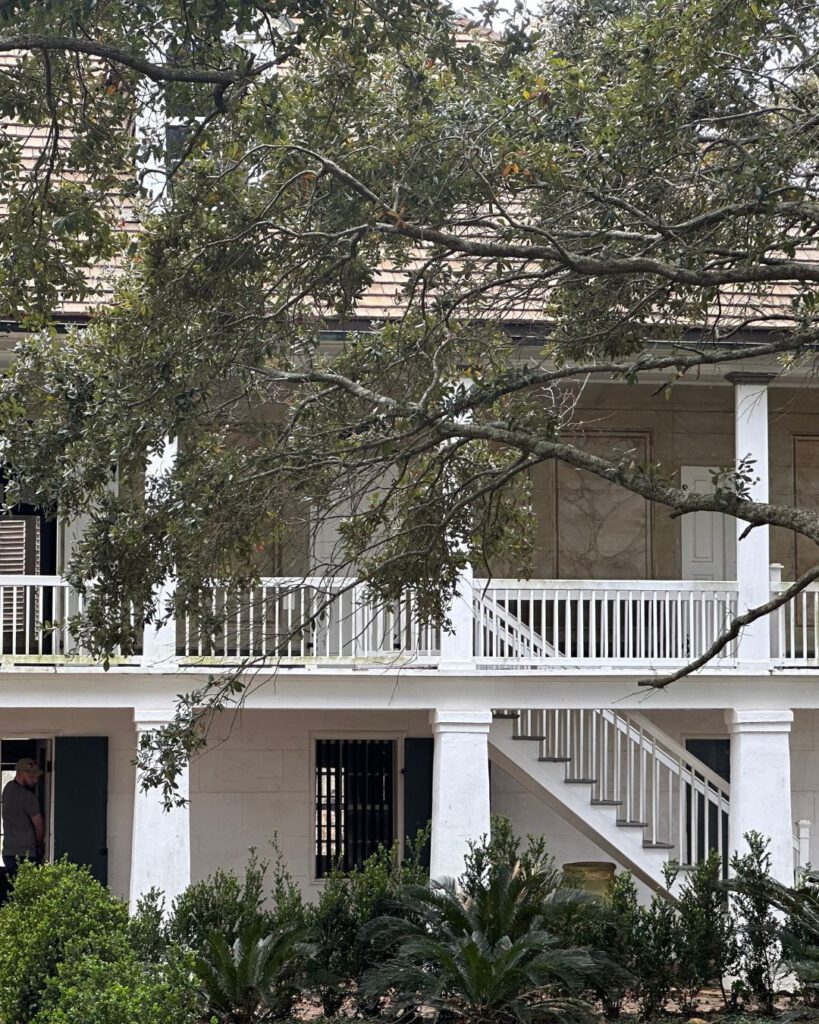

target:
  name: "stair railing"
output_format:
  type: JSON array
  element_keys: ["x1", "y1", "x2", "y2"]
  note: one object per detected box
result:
[
  {"x1": 473, "y1": 586, "x2": 557, "y2": 659},
  {"x1": 508, "y1": 708, "x2": 731, "y2": 867}
]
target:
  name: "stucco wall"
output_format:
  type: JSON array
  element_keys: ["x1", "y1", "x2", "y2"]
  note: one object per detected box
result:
[
  {"x1": 189, "y1": 709, "x2": 677, "y2": 894},
  {"x1": 188, "y1": 709, "x2": 431, "y2": 896},
  {"x1": 5, "y1": 703, "x2": 814, "y2": 904},
  {"x1": 527, "y1": 382, "x2": 817, "y2": 581}
]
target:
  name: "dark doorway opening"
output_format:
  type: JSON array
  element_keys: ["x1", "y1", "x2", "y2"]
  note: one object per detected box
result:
[{"x1": 685, "y1": 737, "x2": 730, "y2": 870}]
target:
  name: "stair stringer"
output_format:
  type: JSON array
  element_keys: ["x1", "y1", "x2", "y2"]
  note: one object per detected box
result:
[{"x1": 490, "y1": 720, "x2": 674, "y2": 896}]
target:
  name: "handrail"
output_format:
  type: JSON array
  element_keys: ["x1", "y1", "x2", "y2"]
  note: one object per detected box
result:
[
  {"x1": 473, "y1": 590, "x2": 554, "y2": 658},
  {"x1": 0, "y1": 575, "x2": 66, "y2": 586},
  {"x1": 622, "y1": 711, "x2": 731, "y2": 799},
  {"x1": 478, "y1": 578, "x2": 739, "y2": 592},
  {"x1": 508, "y1": 707, "x2": 730, "y2": 867}
]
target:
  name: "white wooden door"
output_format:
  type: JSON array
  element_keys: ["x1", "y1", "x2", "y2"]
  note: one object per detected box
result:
[{"x1": 680, "y1": 466, "x2": 737, "y2": 581}]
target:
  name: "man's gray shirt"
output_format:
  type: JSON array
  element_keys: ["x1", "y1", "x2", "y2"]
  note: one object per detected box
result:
[{"x1": 2, "y1": 781, "x2": 39, "y2": 857}]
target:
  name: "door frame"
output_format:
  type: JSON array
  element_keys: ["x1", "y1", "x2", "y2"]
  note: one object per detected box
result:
[{"x1": 0, "y1": 735, "x2": 56, "y2": 863}]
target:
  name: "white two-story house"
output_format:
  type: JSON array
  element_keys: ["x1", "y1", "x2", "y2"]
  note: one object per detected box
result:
[
  {"x1": 0, "y1": 272, "x2": 816, "y2": 909},
  {"x1": 0, "y1": 54, "x2": 816, "y2": 911}
]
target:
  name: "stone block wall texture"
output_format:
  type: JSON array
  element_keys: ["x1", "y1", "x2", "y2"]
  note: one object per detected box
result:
[{"x1": 3, "y1": 705, "x2": 812, "y2": 902}]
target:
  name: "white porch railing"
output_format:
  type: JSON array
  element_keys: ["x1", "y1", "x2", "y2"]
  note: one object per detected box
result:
[
  {"x1": 180, "y1": 577, "x2": 440, "y2": 663},
  {"x1": 0, "y1": 575, "x2": 138, "y2": 661},
  {"x1": 771, "y1": 577, "x2": 819, "y2": 667},
  {"x1": 5, "y1": 571, "x2": 817, "y2": 672},
  {"x1": 475, "y1": 580, "x2": 739, "y2": 666}
]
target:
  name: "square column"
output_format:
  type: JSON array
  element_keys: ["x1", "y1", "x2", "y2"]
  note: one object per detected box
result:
[
  {"x1": 725, "y1": 373, "x2": 774, "y2": 668},
  {"x1": 438, "y1": 565, "x2": 475, "y2": 672},
  {"x1": 129, "y1": 710, "x2": 191, "y2": 912},
  {"x1": 429, "y1": 709, "x2": 491, "y2": 880},
  {"x1": 726, "y1": 709, "x2": 793, "y2": 884}
]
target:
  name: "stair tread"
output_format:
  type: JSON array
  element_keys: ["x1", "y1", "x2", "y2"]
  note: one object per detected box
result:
[
  {"x1": 538, "y1": 756, "x2": 571, "y2": 763},
  {"x1": 512, "y1": 734, "x2": 546, "y2": 741},
  {"x1": 565, "y1": 777, "x2": 597, "y2": 784},
  {"x1": 616, "y1": 819, "x2": 649, "y2": 827},
  {"x1": 643, "y1": 841, "x2": 675, "y2": 850},
  {"x1": 591, "y1": 798, "x2": 623, "y2": 806}
]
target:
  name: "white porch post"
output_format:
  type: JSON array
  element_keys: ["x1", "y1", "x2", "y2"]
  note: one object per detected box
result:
[
  {"x1": 726, "y1": 709, "x2": 793, "y2": 884},
  {"x1": 725, "y1": 372, "x2": 775, "y2": 668},
  {"x1": 142, "y1": 438, "x2": 178, "y2": 667},
  {"x1": 129, "y1": 709, "x2": 191, "y2": 912},
  {"x1": 429, "y1": 709, "x2": 491, "y2": 880},
  {"x1": 438, "y1": 565, "x2": 475, "y2": 671}
]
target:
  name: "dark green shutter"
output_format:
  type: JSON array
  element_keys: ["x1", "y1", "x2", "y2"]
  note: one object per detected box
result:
[
  {"x1": 54, "y1": 737, "x2": 108, "y2": 885},
  {"x1": 403, "y1": 738, "x2": 433, "y2": 868}
]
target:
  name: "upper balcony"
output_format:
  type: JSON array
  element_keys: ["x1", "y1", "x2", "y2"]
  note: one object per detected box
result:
[
  {"x1": 0, "y1": 372, "x2": 816, "y2": 675},
  {"x1": 0, "y1": 568, "x2": 812, "y2": 673}
]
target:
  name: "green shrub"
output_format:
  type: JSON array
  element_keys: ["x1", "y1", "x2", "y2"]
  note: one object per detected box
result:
[
  {"x1": 675, "y1": 851, "x2": 738, "y2": 1009},
  {"x1": 196, "y1": 918, "x2": 303, "y2": 1023},
  {"x1": 128, "y1": 886, "x2": 168, "y2": 961},
  {"x1": 168, "y1": 847, "x2": 275, "y2": 952},
  {"x1": 564, "y1": 871, "x2": 641, "y2": 1018},
  {"x1": 0, "y1": 860, "x2": 129, "y2": 1023},
  {"x1": 167, "y1": 840, "x2": 306, "y2": 956},
  {"x1": 462, "y1": 816, "x2": 564, "y2": 901},
  {"x1": 567, "y1": 857, "x2": 739, "y2": 1017},
  {"x1": 633, "y1": 880, "x2": 681, "y2": 1018},
  {"x1": 32, "y1": 947, "x2": 198, "y2": 1024},
  {"x1": 729, "y1": 831, "x2": 784, "y2": 1014},
  {"x1": 305, "y1": 833, "x2": 429, "y2": 1016},
  {"x1": 361, "y1": 838, "x2": 606, "y2": 1024}
]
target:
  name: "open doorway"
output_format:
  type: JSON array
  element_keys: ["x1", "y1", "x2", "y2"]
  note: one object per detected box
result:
[
  {"x1": 0, "y1": 736, "x2": 109, "y2": 887},
  {"x1": 685, "y1": 737, "x2": 730, "y2": 872},
  {"x1": 0, "y1": 738, "x2": 54, "y2": 865}
]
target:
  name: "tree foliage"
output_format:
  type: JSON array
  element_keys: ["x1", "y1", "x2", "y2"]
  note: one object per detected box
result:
[{"x1": 0, "y1": 0, "x2": 818, "y2": 775}]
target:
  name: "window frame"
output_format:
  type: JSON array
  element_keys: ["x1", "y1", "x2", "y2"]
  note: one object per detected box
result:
[{"x1": 309, "y1": 731, "x2": 405, "y2": 882}]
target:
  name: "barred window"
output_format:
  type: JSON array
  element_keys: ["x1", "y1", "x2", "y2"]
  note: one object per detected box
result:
[{"x1": 315, "y1": 739, "x2": 395, "y2": 878}]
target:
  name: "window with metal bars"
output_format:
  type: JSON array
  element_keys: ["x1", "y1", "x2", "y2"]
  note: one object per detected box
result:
[{"x1": 314, "y1": 738, "x2": 395, "y2": 878}]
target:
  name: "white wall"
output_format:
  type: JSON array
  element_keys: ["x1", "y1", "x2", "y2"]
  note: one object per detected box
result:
[
  {"x1": 7, "y1": 703, "x2": 813, "y2": 904},
  {"x1": 189, "y1": 709, "x2": 667, "y2": 895},
  {"x1": 491, "y1": 762, "x2": 621, "y2": 865},
  {"x1": 189, "y1": 709, "x2": 430, "y2": 896}
]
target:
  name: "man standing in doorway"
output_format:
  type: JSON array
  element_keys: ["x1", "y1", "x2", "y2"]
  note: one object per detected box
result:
[{"x1": 2, "y1": 758, "x2": 45, "y2": 880}]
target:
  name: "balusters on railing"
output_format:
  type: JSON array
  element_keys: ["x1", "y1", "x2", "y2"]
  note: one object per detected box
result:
[
  {"x1": 771, "y1": 570, "x2": 819, "y2": 666},
  {"x1": 177, "y1": 578, "x2": 440, "y2": 663},
  {"x1": 0, "y1": 576, "x2": 140, "y2": 662},
  {"x1": 507, "y1": 706, "x2": 731, "y2": 868},
  {"x1": 474, "y1": 580, "x2": 738, "y2": 666}
]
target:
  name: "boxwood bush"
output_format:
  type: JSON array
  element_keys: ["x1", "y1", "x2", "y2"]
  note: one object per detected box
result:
[
  {"x1": 32, "y1": 948, "x2": 198, "y2": 1024},
  {"x1": 0, "y1": 860, "x2": 128, "y2": 1022}
]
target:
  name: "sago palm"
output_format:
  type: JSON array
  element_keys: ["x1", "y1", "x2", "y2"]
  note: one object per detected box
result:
[
  {"x1": 195, "y1": 918, "x2": 303, "y2": 1023},
  {"x1": 362, "y1": 863, "x2": 608, "y2": 1024}
]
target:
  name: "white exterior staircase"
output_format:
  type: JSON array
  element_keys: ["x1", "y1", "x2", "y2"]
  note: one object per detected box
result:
[{"x1": 490, "y1": 708, "x2": 731, "y2": 893}]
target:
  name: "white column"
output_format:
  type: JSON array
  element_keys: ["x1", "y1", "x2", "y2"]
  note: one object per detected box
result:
[
  {"x1": 142, "y1": 438, "x2": 178, "y2": 667},
  {"x1": 429, "y1": 709, "x2": 491, "y2": 880},
  {"x1": 726, "y1": 709, "x2": 793, "y2": 884},
  {"x1": 438, "y1": 565, "x2": 475, "y2": 671},
  {"x1": 726, "y1": 372, "x2": 774, "y2": 668},
  {"x1": 129, "y1": 710, "x2": 191, "y2": 912}
]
